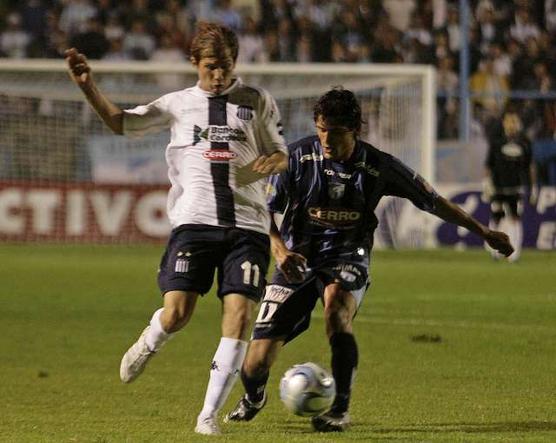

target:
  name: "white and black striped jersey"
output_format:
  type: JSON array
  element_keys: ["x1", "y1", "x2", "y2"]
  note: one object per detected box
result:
[{"x1": 123, "y1": 77, "x2": 287, "y2": 235}]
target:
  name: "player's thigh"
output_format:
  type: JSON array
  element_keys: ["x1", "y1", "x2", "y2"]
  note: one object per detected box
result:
[
  {"x1": 219, "y1": 228, "x2": 270, "y2": 301},
  {"x1": 317, "y1": 262, "x2": 369, "y2": 309},
  {"x1": 158, "y1": 226, "x2": 224, "y2": 296},
  {"x1": 252, "y1": 272, "x2": 321, "y2": 344}
]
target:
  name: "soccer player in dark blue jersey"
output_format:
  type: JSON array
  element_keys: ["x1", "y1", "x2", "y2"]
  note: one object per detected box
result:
[{"x1": 225, "y1": 88, "x2": 514, "y2": 432}]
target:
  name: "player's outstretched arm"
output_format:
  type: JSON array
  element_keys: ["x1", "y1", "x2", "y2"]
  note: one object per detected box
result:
[
  {"x1": 65, "y1": 48, "x2": 124, "y2": 135},
  {"x1": 432, "y1": 195, "x2": 514, "y2": 257},
  {"x1": 269, "y1": 214, "x2": 307, "y2": 283},
  {"x1": 236, "y1": 151, "x2": 288, "y2": 186}
]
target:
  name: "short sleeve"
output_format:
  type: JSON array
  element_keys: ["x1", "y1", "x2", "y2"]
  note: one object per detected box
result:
[
  {"x1": 123, "y1": 95, "x2": 172, "y2": 137},
  {"x1": 256, "y1": 89, "x2": 288, "y2": 156},
  {"x1": 383, "y1": 156, "x2": 438, "y2": 213}
]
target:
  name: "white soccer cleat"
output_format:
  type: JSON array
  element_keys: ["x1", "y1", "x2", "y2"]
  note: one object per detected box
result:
[
  {"x1": 120, "y1": 326, "x2": 155, "y2": 383},
  {"x1": 195, "y1": 415, "x2": 221, "y2": 435}
]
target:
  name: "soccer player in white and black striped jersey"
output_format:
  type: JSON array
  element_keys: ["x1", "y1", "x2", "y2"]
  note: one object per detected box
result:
[{"x1": 66, "y1": 22, "x2": 288, "y2": 435}]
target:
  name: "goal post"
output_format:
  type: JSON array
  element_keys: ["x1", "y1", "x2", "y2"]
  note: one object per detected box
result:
[{"x1": 0, "y1": 60, "x2": 436, "y2": 245}]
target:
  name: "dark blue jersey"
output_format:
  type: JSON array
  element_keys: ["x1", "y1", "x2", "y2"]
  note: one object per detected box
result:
[{"x1": 267, "y1": 136, "x2": 438, "y2": 267}]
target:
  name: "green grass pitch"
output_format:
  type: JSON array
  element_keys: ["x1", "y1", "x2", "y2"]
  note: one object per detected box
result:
[{"x1": 1, "y1": 245, "x2": 555, "y2": 442}]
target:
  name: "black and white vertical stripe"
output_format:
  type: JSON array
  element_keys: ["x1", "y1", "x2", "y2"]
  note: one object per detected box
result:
[{"x1": 208, "y1": 95, "x2": 236, "y2": 226}]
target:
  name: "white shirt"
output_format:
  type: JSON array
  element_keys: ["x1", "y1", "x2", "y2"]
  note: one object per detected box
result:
[{"x1": 123, "y1": 78, "x2": 287, "y2": 235}]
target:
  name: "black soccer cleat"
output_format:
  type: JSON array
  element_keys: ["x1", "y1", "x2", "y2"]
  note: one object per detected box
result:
[
  {"x1": 311, "y1": 411, "x2": 351, "y2": 432},
  {"x1": 224, "y1": 393, "x2": 267, "y2": 423}
]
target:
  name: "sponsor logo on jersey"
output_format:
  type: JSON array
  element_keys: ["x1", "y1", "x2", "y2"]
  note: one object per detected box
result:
[
  {"x1": 264, "y1": 285, "x2": 294, "y2": 303},
  {"x1": 332, "y1": 263, "x2": 363, "y2": 283},
  {"x1": 328, "y1": 182, "x2": 346, "y2": 200},
  {"x1": 203, "y1": 149, "x2": 238, "y2": 161},
  {"x1": 300, "y1": 153, "x2": 324, "y2": 163},
  {"x1": 501, "y1": 142, "x2": 523, "y2": 158},
  {"x1": 193, "y1": 124, "x2": 247, "y2": 145},
  {"x1": 308, "y1": 207, "x2": 361, "y2": 227},
  {"x1": 237, "y1": 105, "x2": 253, "y2": 120},
  {"x1": 324, "y1": 168, "x2": 352, "y2": 179}
]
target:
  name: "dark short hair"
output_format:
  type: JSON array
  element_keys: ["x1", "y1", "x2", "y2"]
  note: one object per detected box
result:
[
  {"x1": 190, "y1": 22, "x2": 239, "y2": 63},
  {"x1": 313, "y1": 87, "x2": 362, "y2": 132}
]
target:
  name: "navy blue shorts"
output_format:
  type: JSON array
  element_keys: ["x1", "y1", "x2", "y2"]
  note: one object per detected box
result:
[
  {"x1": 252, "y1": 261, "x2": 369, "y2": 343},
  {"x1": 157, "y1": 224, "x2": 270, "y2": 301}
]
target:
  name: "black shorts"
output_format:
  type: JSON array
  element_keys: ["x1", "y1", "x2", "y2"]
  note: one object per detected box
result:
[
  {"x1": 157, "y1": 224, "x2": 270, "y2": 301},
  {"x1": 252, "y1": 261, "x2": 369, "y2": 343},
  {"x1": 491, "y1": 193, "x2": 523, "y2": 217}
]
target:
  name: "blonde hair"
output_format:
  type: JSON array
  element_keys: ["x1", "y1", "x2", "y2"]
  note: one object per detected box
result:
[{"x1": 190, "y1": 22, "x2": 239, "y2": 63}]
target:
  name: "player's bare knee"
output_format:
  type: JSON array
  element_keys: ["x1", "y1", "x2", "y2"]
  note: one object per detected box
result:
[
  {"x1": 324, "y1": 306, "x2": 352, "y2": 335},
  {"x1": 244, "y1": 340, "x2": 277, "y2": 376},
  {"x1": 160, "y1": 306, "x2": 189, "y2": 332}
]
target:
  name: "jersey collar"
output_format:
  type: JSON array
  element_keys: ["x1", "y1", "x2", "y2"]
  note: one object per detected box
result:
[{"x1": 192, "y1": 77, "x2": 242, "y2": 97}]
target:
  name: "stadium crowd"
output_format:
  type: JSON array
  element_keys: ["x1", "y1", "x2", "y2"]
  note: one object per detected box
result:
[{"x1": 1, "y1": 0, "x2": 555, "y2": 143}]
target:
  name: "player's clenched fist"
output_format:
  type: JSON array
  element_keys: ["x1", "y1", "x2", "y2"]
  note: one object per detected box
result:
[
  {"x1": 485, "y1": 229, "x2": 514, "y2": 257},
  {"x1": 65, "y1": 48, "x2": 92, "y2": 87}
]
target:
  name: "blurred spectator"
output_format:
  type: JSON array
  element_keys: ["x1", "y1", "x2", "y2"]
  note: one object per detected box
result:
[
  {"x1": 371, "y1": 19, "x2": 401, "y2": 63},
  {"x1": 509, "y1": 8, "x2": 541, "y2": 43},
  {"x1": 260, "y1": 0, "x2": 295, "y2": 30},
  {"x1": 489, "y1": 43, "x2": 512, "y2": 77},
  {"x1": 511, "y1": 36, "x2": 543, "y2": 89},
  {"x1": 70, "y1": 17, "x2": 109, "y2": 59},
  {"x1": 212, "y1": 0, "x2": 242, "y2": 32},
  {"x1": 477, "y1": 6, "x2": 503, "y2": 52},
  {"x1": 123, "y1": 19, "x2": 156, "y2": 60},
  {"x1": 382, "y1": 0, "x2": 416, "y2": 33},
  {"x1": 59, "y1": 0, "x2": 97, "y2": 36},
  {"x1": 151, "y1": 33, "x2": 187, "y2": 89},
  {"x1": 436, "y1": 55, "x2": 459, "y2": 138},
  {"x1": 104, "y1": 14, "x2": 125, "y2": 41},
  {"x1": 406, "y1": 13, "x2": 433, "y2": 46},
  {"x1": 19, "y1": 0, "x2": 48, "y2": 40},
  {"x1": 470, "y1": 56, "x2": 510, "y2": 118},
  {"x1": 332, "y1": 10, "x2": 367, "y2": 61},
  {"x1": 444, "y1": 5, "x2": 460, "y2": 54},
  {"x1": 102, "y1": 37, "x2": 129, "y2": 61},
  {"x1": 432, "y1": 0, "x2": 447, "y2": 30},
  {"x1": 237, "y1": 16, "x2": 267, "y2": 62},
  {"x1": 0, "y1": 12, "x2": 31, "y2": 58},
  {"x1": 547, "y1": 0, "x2": 556, "y2": 33}
]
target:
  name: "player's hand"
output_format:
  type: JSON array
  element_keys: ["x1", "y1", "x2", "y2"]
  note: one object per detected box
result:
[
  {"x1": 484, "y1": 229, "x2": 514, "y2": 257},
  {"x1": 65, "y1": 48, "x2": 92, "y2": 88},
  {"x1": 236, "y1": 152, "x2": 287, "y2": 186},
  {"x1": 277, "y1": 251, "x2": 308, "y2": 284},
  {"x1": 252, "y1": 151, "x2": 287, "y2": 175}
]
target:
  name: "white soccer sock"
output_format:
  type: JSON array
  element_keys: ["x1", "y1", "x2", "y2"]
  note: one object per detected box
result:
[
  {"x1": 508, "y1": 220, "x2": 523, "y2": 262},
  {"x1": 486, "y1": 220, "x2": 501, "y2": 258},
  {"x1": 145, "y1": 308, "x2": 171, "y2": 352},
  {"x1": 198, "y1": 337, "x2": 248, "y2": 420}
]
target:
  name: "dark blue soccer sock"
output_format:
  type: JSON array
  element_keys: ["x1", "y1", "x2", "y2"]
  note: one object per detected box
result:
[
  {"x1": 330, "y1": 332, "x2": 358, "y2": 414},
  {"x1": 241, "y1": 368, "x2": 269, "y2": 404}
]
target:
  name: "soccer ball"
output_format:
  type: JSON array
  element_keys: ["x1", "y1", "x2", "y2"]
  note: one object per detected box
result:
[{"x1": 279, "y1": 362, "x2": 336, "y2": 417}]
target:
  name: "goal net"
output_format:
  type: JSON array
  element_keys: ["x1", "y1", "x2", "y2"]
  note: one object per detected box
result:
[{"x1": 0, "y1": 60, "x2": 435, "y2": 245}]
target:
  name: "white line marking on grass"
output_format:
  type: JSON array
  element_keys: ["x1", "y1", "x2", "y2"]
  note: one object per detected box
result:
[{"x1": 312, "y1": 313, "x2": 556, "y2": 333}]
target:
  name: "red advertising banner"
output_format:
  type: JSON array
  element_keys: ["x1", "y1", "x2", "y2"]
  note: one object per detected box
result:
[{"x1": 0, "y1": 181, "x2": 171, "y2": 243}]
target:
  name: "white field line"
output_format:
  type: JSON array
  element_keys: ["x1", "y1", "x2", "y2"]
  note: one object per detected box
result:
[{"x1": 312, "y1": 313, "x2": 556, "y2": 333}]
